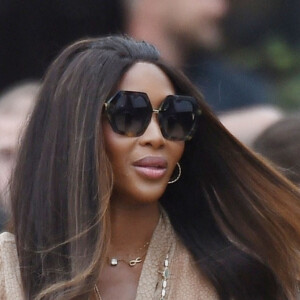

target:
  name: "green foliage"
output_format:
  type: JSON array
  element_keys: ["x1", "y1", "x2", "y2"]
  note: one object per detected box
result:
[{"x1": 228, "y1": 36, "x2": 300, "y2": 110}]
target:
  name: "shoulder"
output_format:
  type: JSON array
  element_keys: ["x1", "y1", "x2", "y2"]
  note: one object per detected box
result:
[
  {"x1": 0, "y1": 232, "x2": 23, "y2": 299},
  {"x1": 0, "y1": 231, "x2": 19, "y2": 261},
  {"x1": 0, "y1": 231, "x2": 18, "y2": 258},
  {"x1": 0, "y1": 231, "x2": 16, "y2": 244}
]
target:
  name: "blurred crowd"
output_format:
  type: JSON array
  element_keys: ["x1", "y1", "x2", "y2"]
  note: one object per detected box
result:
[{"x1": 0, "y1": 0, "x2": 299, "y2": 229}]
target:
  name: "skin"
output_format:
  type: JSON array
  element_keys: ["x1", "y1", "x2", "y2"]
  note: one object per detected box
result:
[
  {"x1": 0, "y1": 116, "x2": 20, "y2": 197},
  {"x1": 98, "y1": 62, "x2": 184, "y2": 300},
  {"x1": 127, "y1": 0, "x2": 228, "y2": 66},
  {"x1": 0, "y1": 83, "x2": 38, "y2": 209},
  {"x1": 0, "y1": 113, "x2": 30, "y2": 209}
]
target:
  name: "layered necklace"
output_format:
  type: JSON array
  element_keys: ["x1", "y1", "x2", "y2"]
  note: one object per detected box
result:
[
  {"x1": 93, "y1": 211, "x2": 172, "y2": 300},
  {"x1": 94, "y1": 252, "x2": 170, "y2": 300}
]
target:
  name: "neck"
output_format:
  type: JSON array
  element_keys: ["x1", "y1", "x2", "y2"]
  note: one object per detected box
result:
[
  {"x1": 109, "y1": 200, "x2": 161, "y2": 254},
  {"x1": 127, "y1": 11, "x2": 186, "y2": 67}
]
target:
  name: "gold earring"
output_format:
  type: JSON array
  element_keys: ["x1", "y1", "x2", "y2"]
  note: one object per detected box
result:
[{"x1": 168, "y1": 162, "x2": 181, "y2": 184}]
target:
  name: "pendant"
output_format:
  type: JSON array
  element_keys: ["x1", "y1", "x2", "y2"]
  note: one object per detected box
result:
[
  {"x1": 110, "y1": 258, "x2": 118, "y2": 266},
  {"x1": 129, "y1": 257, "x2": 142, "y2": 267}
]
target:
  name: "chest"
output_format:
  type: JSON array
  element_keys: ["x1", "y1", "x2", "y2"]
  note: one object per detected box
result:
[{"x1": 98, "y1": 263, "x2": 143, "y2": 300}]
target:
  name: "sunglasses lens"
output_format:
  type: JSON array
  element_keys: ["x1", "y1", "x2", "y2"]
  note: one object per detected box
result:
[
  {"x1": 106, "y1": 91, "x2": 151, "y2": 137},
  {"x1": 159, "y1": 96, "x2": 199, "y2": 141}
]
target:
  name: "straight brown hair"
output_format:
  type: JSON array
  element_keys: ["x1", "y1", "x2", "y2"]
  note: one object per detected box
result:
[{"x1": 9, "y1": 36, "x2": 300, "y2": 299}]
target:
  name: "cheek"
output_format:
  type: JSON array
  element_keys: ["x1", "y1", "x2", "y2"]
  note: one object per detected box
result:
[
  {"x1": 102, "y1": 120, "x2": 134, "y2": 170},
  {"x1": 102, "y1": 121, "x2": 122, "y2": 168},
  {"x1": 170, "y1": 142, "x2": 185, "y2": 163},
  {"x1": 103, "y1": 121, "x2": 119, "y2": 156}
]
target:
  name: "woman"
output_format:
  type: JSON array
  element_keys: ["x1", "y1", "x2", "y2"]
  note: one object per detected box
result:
[{"x1": 0, "y1": 36, "x2": 299, "y2": 300}]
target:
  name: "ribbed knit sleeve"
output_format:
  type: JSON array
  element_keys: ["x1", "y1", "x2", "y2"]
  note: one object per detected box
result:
[{"x1": 0, "y1": 232, "x2": 24, "y2": 299}]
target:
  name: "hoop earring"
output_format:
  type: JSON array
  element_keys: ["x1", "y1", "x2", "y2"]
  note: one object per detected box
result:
[{"x1": 168, "y1": 162, "x2": 181, "y2": 184}]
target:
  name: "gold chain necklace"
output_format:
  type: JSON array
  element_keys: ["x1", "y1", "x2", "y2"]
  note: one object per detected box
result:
[
  {"x1": 107, "y1": 241, "x2": 149, "y2": 267},
  {"x1": 94, "y1": 252, "x2": 170, "y2": 300},
  {"x1": 108, "y1": 251, "x2": 147, "y2": 267},
  {"x1": 94, "y1": 284, "x2": 102, "y2": 300}
]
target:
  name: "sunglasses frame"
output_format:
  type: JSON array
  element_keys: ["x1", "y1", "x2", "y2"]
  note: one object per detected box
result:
[{"x1": 104, "y1": 90, "x2": 202, "y2": 141}]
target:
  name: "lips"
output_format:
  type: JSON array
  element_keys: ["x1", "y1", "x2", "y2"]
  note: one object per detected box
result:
[{"x1": 133, "y1": 156, "x2": 168, "y2": 179}]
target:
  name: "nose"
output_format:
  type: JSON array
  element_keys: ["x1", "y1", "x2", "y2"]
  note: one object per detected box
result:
[{"x1": 138, "y1": 113, "x2": 166, "y2": 149}]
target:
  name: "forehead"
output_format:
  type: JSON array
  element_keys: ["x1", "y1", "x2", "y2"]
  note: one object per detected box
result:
[{"x1": 118, "y1": 62, "x2": 175, "y2": 104}]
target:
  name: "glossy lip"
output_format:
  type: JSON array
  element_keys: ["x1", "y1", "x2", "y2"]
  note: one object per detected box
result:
[{"x1": 132, "y1": 156, "x2": 168, "y2": 179}]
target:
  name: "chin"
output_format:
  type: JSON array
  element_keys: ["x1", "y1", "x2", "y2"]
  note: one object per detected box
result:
[
  {"x1": 138, "y1": 181, "x2": 169, "y2": 199},
  {"x1": 111, "y1": 177, "x2": 169, "y2": 206},
  {"x1": 133, "y1": 188, "x2": 166, "y2": 204},
  {"x1": 117, "y1": 184, "x2": 167, "y2": 205}
]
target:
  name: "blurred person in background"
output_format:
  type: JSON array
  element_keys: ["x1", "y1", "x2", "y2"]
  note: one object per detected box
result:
[
  {"x1": 0, "y1": 82, "x2": 39, "y2": 227},
  {"x1": 253, "y1": 114, "x2": 300, "y2": 185},
  {"x1": 0, "y1": 0, "x2": 274, "y2": 113},
  {"x1": 125, "y1": 0, "x2": 227, "y2": 67}
]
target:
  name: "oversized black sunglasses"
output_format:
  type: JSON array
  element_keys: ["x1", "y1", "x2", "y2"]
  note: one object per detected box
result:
[{"x1": 104, "y1": 91, "x2": 201, "y2": 141}]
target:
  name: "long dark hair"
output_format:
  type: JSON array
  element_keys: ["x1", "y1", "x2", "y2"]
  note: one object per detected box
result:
[{"x1": 9, "y1": 36, "x2": 300, "y2": 299}]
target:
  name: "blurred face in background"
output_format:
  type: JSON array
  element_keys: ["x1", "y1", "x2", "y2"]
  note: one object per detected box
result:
[
  {"x1": 162, "y1": 0, "x2": 228, "y2": 50},
  {"x1": 0, "y1": 114, "x2": 23, "y2": 202},
  {"x1": 0, "y1": 83, "x2": 38, "y2": 209}
]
